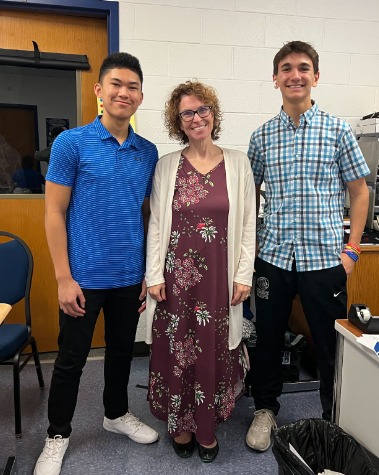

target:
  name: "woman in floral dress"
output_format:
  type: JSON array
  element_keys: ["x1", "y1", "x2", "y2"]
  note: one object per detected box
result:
[{"x1": 145, "y1": 81, "x2": 256, "y2": 462}]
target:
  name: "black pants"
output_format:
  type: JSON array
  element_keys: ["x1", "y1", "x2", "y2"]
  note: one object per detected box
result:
[
  {"x1": 251, "y1": 258, "x2": 347, "y2": 421},
  {"x1": 47, "y1": 283, "x2": 142, "y2": 438}
]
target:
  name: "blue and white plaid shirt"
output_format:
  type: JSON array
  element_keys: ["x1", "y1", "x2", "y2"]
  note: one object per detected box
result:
[{"x1": 249, "y1": 102, "x2": 370, "y2": 272}]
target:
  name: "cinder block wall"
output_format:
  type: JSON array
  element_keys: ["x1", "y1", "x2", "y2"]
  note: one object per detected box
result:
[{"x1": 115, "y1": 0, "x2": 379, "y2": 341}]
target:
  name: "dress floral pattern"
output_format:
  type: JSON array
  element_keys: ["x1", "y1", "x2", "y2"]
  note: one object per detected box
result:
[{"x1": 149, "y1": 154, "x2": 244, "y2": 446}]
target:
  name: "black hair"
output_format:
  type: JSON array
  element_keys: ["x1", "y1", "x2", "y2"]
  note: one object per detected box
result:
[{"x1": 98, "y1": 52, "x2": 143, "y2": 86}]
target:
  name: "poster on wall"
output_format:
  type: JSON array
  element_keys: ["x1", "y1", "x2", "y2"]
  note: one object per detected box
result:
[{"x1": 46, "y1": 118, "x2": 69, "y2": 146}]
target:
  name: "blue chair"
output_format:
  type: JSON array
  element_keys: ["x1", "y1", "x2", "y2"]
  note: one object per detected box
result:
[{"x1": 0, "y1": 231, "x2": 44, "y2": 438}]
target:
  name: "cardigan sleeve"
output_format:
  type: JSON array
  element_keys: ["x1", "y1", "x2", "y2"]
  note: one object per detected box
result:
[
  {"x1": 145, "y1": 163, "x2": 165, "y2": 287},
  {"x1": 233, "y1": 158, "x2": 256, "y2": 285}
]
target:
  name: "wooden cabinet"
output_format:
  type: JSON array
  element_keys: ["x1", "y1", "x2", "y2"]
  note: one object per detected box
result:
[
  {"x1": 0, "y1": 197, "x2": 107, "y2": 352},
  {"x1": 289, "y1": 246, "x2": 379, "y2": 360}
]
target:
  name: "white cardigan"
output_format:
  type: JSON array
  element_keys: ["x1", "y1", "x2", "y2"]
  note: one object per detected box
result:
[{"x1": 145, "y1": 148, "x2": 256, "y2": 350}]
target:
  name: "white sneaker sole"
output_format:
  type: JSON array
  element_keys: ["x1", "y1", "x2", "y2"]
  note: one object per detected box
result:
[{"x1": 103, "y1": 421, "x2": 159, "y2": 444}]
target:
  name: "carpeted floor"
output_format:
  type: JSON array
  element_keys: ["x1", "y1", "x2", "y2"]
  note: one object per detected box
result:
[{"x1": 0, "y1": 356, "x2": 323, "y2": 475}]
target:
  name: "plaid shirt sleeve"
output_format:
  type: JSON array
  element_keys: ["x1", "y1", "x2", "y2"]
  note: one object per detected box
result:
[
  {"x1": 337, "y1": 125, "x2": 370, "y2": 183},
  {"x1": 248, "y1": 130, "x2": 265, "y2": 185}
]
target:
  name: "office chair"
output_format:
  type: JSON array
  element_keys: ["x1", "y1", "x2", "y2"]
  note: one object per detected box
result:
[{"x1": 0, "y1": 231, "x2": 44, "y2": 438}]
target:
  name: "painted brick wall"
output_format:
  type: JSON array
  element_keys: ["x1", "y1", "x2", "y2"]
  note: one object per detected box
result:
[{"x1": 115, "y1": 0, "x2": 379, "y2": 341}]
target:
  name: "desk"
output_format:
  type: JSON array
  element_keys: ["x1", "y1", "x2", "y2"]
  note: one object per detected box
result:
[
  {"x1": 333, "y1": 319, "x2": 379, "y2": 458},
  {"x1": 0, "y1": 304, "x2": 12, "y2": 326}
]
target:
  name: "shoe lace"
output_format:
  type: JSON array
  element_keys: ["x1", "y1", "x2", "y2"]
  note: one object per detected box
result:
[
  {"x1": 253, "y1": 409, "x2": 277, "y2": 432},
  {"x1": 43, "y1": 435, "x2": 64, "y2": 461},
  {"x1": 121, "y1": 412, "x2": 143, "y2": 432}
]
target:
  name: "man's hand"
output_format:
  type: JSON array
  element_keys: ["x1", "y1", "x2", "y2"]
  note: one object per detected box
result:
[
  {"x1": 138, "y1": 277, "x2": 148, "y2": 314},
  {"x1": 340, "y1": 252, "x2": 355, "y2": 278},
  {"x1": 58, "y1": 277, "x2": 86, "y2": 317},
  {"x1": 231, "y1": 282, "x2": 251, "y2": 306},
  {"x1": 147, "y1": 283, "x2": 166, "y2": 302}
]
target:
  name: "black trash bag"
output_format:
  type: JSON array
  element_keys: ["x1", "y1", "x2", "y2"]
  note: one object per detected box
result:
[{"x1": 272, "y1": 419, "x2": 378, "y2": 475}]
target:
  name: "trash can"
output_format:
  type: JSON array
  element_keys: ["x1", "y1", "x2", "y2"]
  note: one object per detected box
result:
[{"x1": 272, "y1": 419, "x2": 378, "y2": 475}]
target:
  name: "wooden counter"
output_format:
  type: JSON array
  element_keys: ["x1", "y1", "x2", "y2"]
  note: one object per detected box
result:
[
  {"x1": 289, "y1": 245, "x2": 379, "y2": 360},
  {"x1": 336, "y1": 318, "x2": 363, "y2": 338}
]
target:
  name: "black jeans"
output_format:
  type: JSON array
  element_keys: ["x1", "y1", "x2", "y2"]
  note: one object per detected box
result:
[
  {"x1": 47, "y1": 283, "x2": 142, "y2": 438},
  {"x1": 251, "y1": 258, "x2": 347, "y2": 421}
]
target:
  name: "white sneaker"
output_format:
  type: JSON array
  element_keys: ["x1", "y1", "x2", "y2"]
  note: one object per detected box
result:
[
  {"x1": 103, "y1": 411, "x2": 158, "y2": 444},
  {"x1": 34, "y1": 436, "x2": 69, "y2": 475},
  {"x1": 246, "y1": 409, "x2": 277, "y2": 452}
]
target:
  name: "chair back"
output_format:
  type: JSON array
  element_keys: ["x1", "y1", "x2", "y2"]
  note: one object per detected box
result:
[{"x1": 0, "y1": 231, "x2": 33, "y2": 328}]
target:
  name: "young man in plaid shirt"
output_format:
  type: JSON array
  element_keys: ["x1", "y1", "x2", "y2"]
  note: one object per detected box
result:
[{"x1": 247, "y1": 41, "x2": 369, "y2": 452}]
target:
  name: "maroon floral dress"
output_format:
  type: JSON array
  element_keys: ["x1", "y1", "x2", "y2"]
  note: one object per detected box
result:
[{"x1": 149, "y1": 155, "x2": 244, "y2": 446}]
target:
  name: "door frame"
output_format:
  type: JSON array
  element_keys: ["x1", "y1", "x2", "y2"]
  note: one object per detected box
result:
[{"x1": 0, "y1": 0, "x2": 119, "y2": 54}]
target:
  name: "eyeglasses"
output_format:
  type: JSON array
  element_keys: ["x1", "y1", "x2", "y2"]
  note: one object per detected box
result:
[{"x1": 179, "y1": 106, "x2": 212, "y2": 122}]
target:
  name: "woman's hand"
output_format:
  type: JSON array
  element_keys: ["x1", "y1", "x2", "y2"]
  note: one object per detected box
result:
[
  {"x1": 147, "y1": 283, "x2": 167, "y2": 302},
  {"x1": 231, "y1": 282, "x2": 251, "y2": 306},
  {"x1": 138, "y1": 277, "x2": 147, "y2": 314}
]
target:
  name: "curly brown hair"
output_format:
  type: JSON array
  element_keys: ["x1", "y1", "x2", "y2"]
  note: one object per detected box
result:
[{"x1": 164, "y1": 80, "x2": 223, "y2": 145}]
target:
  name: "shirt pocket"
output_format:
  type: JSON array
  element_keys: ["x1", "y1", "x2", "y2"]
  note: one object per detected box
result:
[{"x1": 305, "y1": 145, "x2": 337, "y2": 183}]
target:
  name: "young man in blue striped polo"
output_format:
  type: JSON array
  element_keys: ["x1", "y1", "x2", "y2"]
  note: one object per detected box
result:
[
  {"x1": 34, "y1": 53, "x2": 159, "y2": 475},
  {"x1": 246, "y1": 41, "x2": 369, "y2": 452}
]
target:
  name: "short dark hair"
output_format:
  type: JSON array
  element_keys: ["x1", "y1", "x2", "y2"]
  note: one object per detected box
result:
[
  {"x1": 98, "y1": 52, "x2": 143, "y2": 86},
  {"x1": 273, "y1": 41, "x2": 319, "y2": 75}
]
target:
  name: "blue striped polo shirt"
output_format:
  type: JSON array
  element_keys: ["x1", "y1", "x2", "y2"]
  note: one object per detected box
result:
[
  {"x1": 46, "y1": 116, "x2": 158, "y2": 289},
  {"x1": 249, "y1": 102, "x2": 370, "y2": 272}
]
